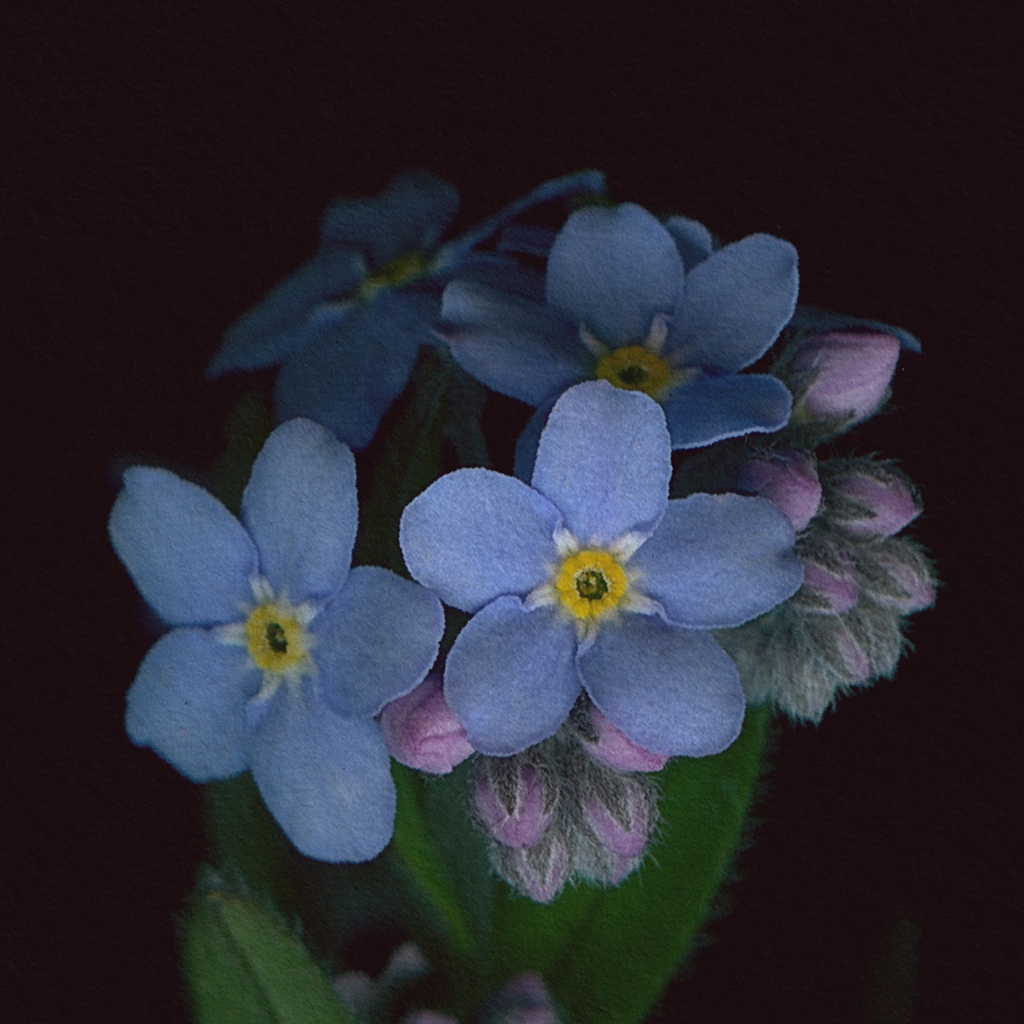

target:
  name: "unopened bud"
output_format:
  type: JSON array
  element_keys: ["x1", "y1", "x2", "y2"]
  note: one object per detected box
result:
[
  {"x1": 401, "y1": 1013, "x2": 461, "y2": 1024},
  {"x1": 737, "y1": 450, "x2": 821, "y2": 531},
  {"x1": 792, "y1": 330, "x2": 900, "y2": 424},
  {"x1": 381, "y1": 673, "x2": 474, "y2": 774},
  {"x1": 582, "y1": 775, "x2": 656, "y2": 859},
  {"x1": 831, "y1": 469, "x2": 921, "y2": 538},
  {"x1": 863, "y1": 538, "x2": 937, "y2": 613},
  {"x1": 800, "y1": 556, "x2": 860, "y2": 614},
  {"x1": 482, "y1": 972, "x2": 561, "y2": 1024},
  {"x1": 494, "y1": 832, "x2": 571, "y2": 904},
  {"x1": 472, "y1": 759, "x2": 557, "y2": 848},
  {"x1": 579, "y1": 704, "x2": 668, "y2": 772}
]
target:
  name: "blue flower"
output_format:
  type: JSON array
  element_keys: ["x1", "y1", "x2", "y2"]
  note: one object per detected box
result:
[
  {"x1": 109, "y1": 419, "x2": 444, "y2": 862},
  {"x1": 439, "y1": 202, "x2": 799, "y2": 450},
  {"x1": 399, "y1": 381, "x2": 803, "y2": 758},
  {"x1": 207, "y1": 170, "x2": 605, "y2": 450}
]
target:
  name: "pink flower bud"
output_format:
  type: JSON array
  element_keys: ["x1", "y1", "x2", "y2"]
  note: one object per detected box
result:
[
  {"x1": 833, "y1": 621, "x2": 872, "y2": 682},
  {"x1": 484, "y1": 972, "x2": 561, "y2": 1024},
  {"x1": 870, "y1": 540, "x2": 936, "y2": 613},
  {"x1": 582, "y1": 705, "x2": 668, "y2": 772},
  {"x1": 582, "y1": 777, "x2": 654, "y2": 859},
  {"x1": 832, "y1": 471, "x2": 921, "y2": 538},
  {"x1": 737, "y1": 451, "x2": 822, "y2": 531},
  {"x1": 402, "y1": 1013, "x2": 461, "y2": 1024},
  {"x1": 381, "y1": 673, "x2": 474, "y2": 775},
  {"x1": 473, "y1": 764, "x2": 555, "y2": 848},
  {"x1": 792, "y1": 330, "x2": 900, "y2": 424},
  {"x1": 511, "y1": 834, "x2": 570, "y2": 903},
  {"x1": 801, "y1": 557, "x2": 860, "y2": 614}
]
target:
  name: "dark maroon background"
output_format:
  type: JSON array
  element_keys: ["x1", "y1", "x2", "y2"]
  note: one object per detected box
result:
[{"x1": 6, "y1": 4, "x2": 1018, "y2": 1022}]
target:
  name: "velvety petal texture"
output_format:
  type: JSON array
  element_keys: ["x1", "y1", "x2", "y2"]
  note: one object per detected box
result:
[
  {"x1": 250, "y1": 684, "x2": 398, "y2": 862},
  {"x1": 114, "y1": 420, "x2": 446, "y2": 862},
  {"x1": 241, "y1": 418, "x2": 357, "y2": 601},
  {"x1": 531, "y1": 381, "x2": 670, "y2": 545},
  {"x1": 109, "y1": 467, "x2": 256, "y2": 626},
  {"x1": 400, "y1": 381, "x2": 800, "y2": 757}
]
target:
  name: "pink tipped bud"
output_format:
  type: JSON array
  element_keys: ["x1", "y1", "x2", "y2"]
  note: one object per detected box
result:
[
  {"x1": 512, "y1": 834, "x2": 570, "y2": 904},
  {"x1": 582, "y1": 777, "x2": 655, "y2": 859},
  {"x1": 801, "y1": 557, "x2": 860, "y2": 614},
  {"x1": 737, "y1": 450, "x2": 822, "y2": 531},
  {"x1": 484, "y1": 972, "x2": 561, "y2": 1024},
  {"x1": 832, "y1": 471, "x2": 921, "y2": 538},
  {"x1": 833, "y1": 621, "x2": 872, "y2": 682},
  {"x1": 381, "y1": 673, "x2": 474, "y2": 775},
  {"x1": 870, "y1": 540, "x2": 937, "y2": 613},
  {"x1": 402, "y1": 1013, "x2": 461, "y2": 1024},
  {"x1": 792, "y1": 330, "x2": 900, "y2": 424},
  {"x1": 473, "y1": 763, "x2": 556, "y2": 848},
  {"x1": 582, "y1": 705, "x2": 668, "y2": 772}
]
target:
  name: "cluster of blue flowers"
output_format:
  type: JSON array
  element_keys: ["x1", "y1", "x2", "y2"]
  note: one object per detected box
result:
[{"x1": 110, "y1": 170, "x2": 933, "y2": 887}]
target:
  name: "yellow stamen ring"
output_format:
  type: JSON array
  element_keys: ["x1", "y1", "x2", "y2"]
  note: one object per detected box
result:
[
  {"x1": 357, "y1": 250, "x2": 429, "y2": 301},
  {"x1": 595, "y1": 345, "x2": 675, "y2": 399},
  {"x1": 554, "y1": 549, "x2": 629, "y2": 621},
  {"x1": 245, "y1": 602, "x2": 311, "y2": 674}
]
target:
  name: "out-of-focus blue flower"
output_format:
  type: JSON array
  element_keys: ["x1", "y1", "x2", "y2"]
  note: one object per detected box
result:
[
  {"x1": 109, "y1": 419, "x2": 444, "y2": 862},
  {"x1": 439, "y1": 203, "x2": 798, "y2": 450},
  {"x1": 399, "y1": 381, "x2": 802, "y2": 757},
  {"x1": 207, "y1": 170, "x2": 605, "y2": 450}
]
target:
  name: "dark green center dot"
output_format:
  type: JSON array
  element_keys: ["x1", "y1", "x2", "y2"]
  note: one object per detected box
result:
[
  {"x1": 266, "y1": 622, "x2": 288, "y2": 654},
  {"x1": 617, "y1": 364, "x2": 649, "y2": 387},
  {"x1": 576, "y1": 569, "x2": 610, "y2": 601}
]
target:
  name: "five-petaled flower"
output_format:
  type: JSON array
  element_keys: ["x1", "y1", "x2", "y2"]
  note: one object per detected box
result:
[
  {"x1": 399, "y1": 381, "x2": 804, "y2": 758},
  {"x1": 109, "y1": 418, "x2": 444, "y2": 861},
  {"x1": 439, "y1": 202, "x2": 799, "y2": 451},
  {"x1": 207, "y1": 170, "x2": 605, "y2": 450}
]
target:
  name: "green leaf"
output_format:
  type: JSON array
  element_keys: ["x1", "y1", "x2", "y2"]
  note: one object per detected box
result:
[
  {"x1": 488, "y1": 705, "x2": 770, "y2": 1024},
  {"x1": 183, "y1": 889, "x2": 356, "y2": 1024}
]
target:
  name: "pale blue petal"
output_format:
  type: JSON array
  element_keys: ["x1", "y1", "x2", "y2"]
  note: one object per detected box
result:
[
  {"x1": 531, "y1": 382, "x2": 670, "y2": 545},
  {"x1": 314, "y1": 566, "x2": 444, "y2": 718},
  {"x1": 512, "y1": 397, "x2": 558, "y2": 483},
  {"x1": 207, "y1": 251, "x2": 364, "y2": 377},
  {"x1": 579, "y1": 617, "x2": 744, "y2": 757},
  {"x1": 667, "y1": 234, "x2": 799, "y2": 372},
  {"x1": 661, "y1": 373, "x2": 792, "y2": 449},
  {"x1": 400, "y1": 469, "x2": 561, "y2": 613},
  {"x1": 663, "y1": 215, "x2": 715, "y2": 272},
  {"x1": 439, "y1": 282, "x2": 590, "y2": 405},
  {"x1": 251, "y1": 685, "x2": 396, "y2": 862},
  {"x1": 320, "y1": 170, "x2": 459, "y2": 264},
  {"x1": 629, "y1": 494, "x2": 803, "y2": 628},
  {"x1": 444, "y1": 598, "x2": 579, "y2": 756},
  {"x1": 446, "y1": 252, "x2": 546, "y2": 301},
  {"x1": 109, "y1": 468, "x2": 256, "y2": 626},
  {"x1": 241, "y1": 419, "x2": 357, "y2": 602},
  {"x1": 546, "y1": 204, "x2": 683, "y2": 345},
  {"x1": 125, "y1": 629, "x2": 257, "y2": 781},
  {"x1": 274, "y1": 290, "x2": 434, "y2": 451}
]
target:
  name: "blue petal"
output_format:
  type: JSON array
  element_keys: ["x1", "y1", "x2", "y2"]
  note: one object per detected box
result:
[
  {"x1": 629, "y1": 494, "x2": 803, "y2": 628},
  {"x1": 450, "y1": 252, "x2": 547, "y2": 301},
  {"x1": 444, "y1": 598, "x2": 579, "y2": 756},
  {"x1": 663, "y1": 215, "x2": 715, "y2": 272},
  {"x1": 125, "y1": 628, "x2": 257, "y2": 781},
  {"x1": 579, "y1": 617, "x2": 744, "y2": 757},
  {"x1": 320, "y1": 170, "x2": 459, "y2": 265},
  {"x1": 512, "y1": 397, "x2": 558, "y2": 483},
  {"x1": 661, "y1": 372, "x2": 793, "y2": 449},
  {"x1": 399, "y1": 469, "x2": 562, "y2": 613},
  {"x1": 207, "y1": 251, "x2": 365, "y2": 378},
  {"x1": 109, "y1": 468, "x2": 256, "y2": 626},
  {"x1": 275, "y1": 290, "x2": 434, "y2": 451},
  {"x1": 250, "y1": 684, "x2": 397, "y2": 862},
  {"x1": 440, "y1": 282, "x2": 590, "y2": 406},
  {"x1": 667, "y1": 234, "x2": 799, "y2": 373},
  {"x1": 313, "y1": 566, "x2": 444, "y2": 718},
  {"x1": 240, "y1": 419, "x2": 357, "y2": 602},
  {"x1": 531, "y1": 382, "x2": 670, "y2": 545},
  {"x1": 545, "y1": 204, "x2": 683, "y2": 345}
]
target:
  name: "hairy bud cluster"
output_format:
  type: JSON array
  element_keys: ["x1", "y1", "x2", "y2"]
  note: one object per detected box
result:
[
  {"x1": 723, "y1": 452, "x2": 937, "y2": 721},
  {"x1": 470, "y1": 699, "x2": 660, "y2": 902}
]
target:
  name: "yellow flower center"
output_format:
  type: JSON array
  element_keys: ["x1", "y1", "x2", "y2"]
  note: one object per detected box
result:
[
  {"x1": 554, "y1": 549, "x2": 629, "y2": 621},
  {"x1": 595, "y1": 345, "x2": 675, "y2": 399},
  {"x1": 245, "y1": 602, "x2": 310, "y2": 674},
  {"x1": 357, "y1": 250, "x2": 429, "y2": 301}
]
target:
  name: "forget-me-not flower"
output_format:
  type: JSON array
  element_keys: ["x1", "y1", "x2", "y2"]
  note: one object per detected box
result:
[
  {"x1": 207, "y1": 170, "x2": 605, "y2": 449},
  {"x1": 399, "y1": 381, "x2": 803, "y2": 758},
  {"x1": 439, "y1": 202, "x2": 799, "y2": 450},
  {"x1": 109, "y1": 418, "x2": 444, "y2": 861}
]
